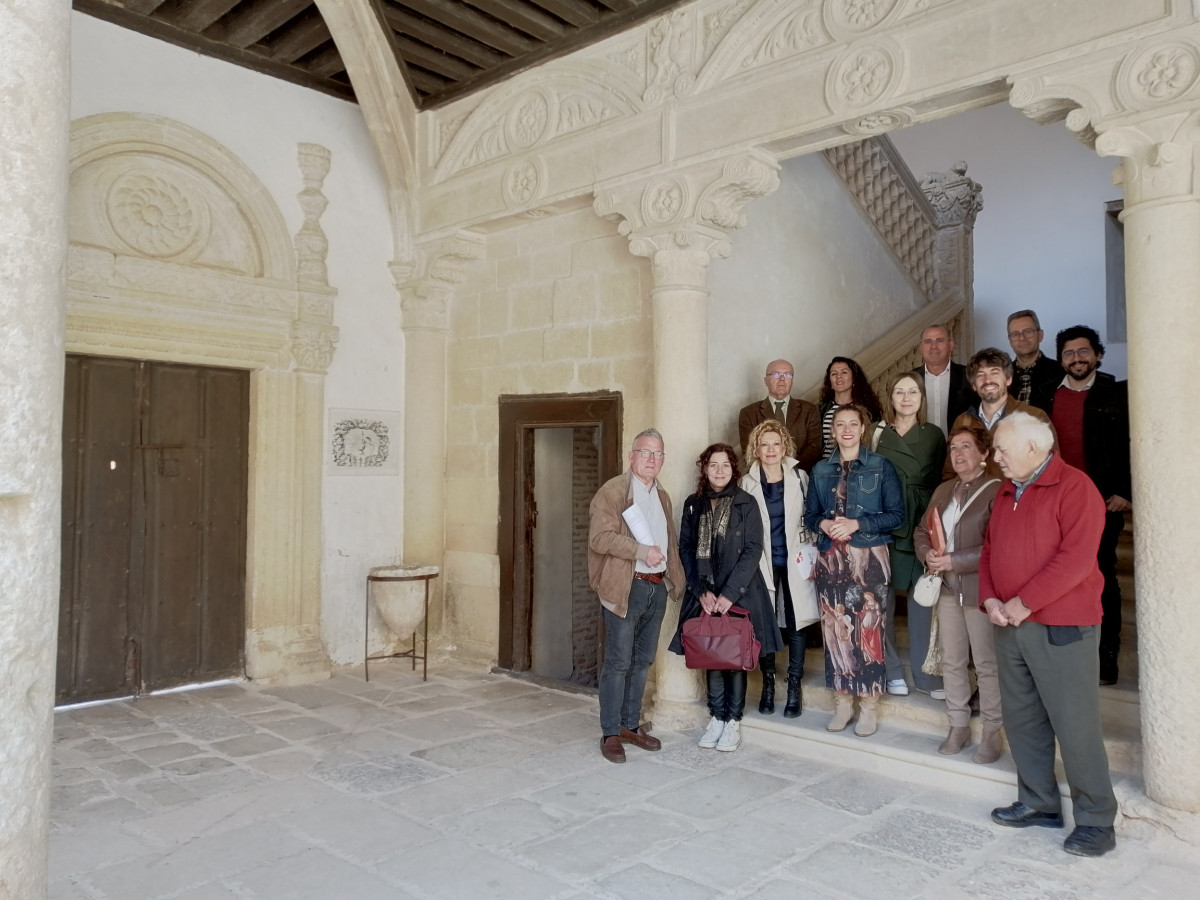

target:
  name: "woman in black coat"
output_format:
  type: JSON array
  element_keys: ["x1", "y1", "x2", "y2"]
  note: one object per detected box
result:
[{"x1": 670, "y1": 443, "x2": 781, "y2": 752}]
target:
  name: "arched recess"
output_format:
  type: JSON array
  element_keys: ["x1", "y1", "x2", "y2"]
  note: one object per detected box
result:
[{"x1": 66, "y1": 112, "x2": 338, "y2": 685}]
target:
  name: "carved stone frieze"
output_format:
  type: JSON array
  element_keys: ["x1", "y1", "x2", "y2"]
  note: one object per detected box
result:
[
  {"x1": 645, "y1": 11, "x2": 695, "y2": 105},
  {"x1": 291, "y1": 321, "x2": 339, "y2": 374},
  {"x1": 392, "y1": 232, "x2": 486, "y2": 333},
  {"x1": 739, "y1": 5, "x2": 825, "y2": 71},
  {"x1": 295, "y1": 143, "x2": 331, "y2": 287},
  {"x1": 502, "y1": 157, "x2": 547, "y2": 209},
  {"x1": 825, "y1": 39, "x2": 904, "y2": 112},
  {"x1": 922, "y1": 161, "x2": 984, "y2": 230},
  {"x1": 701, "y1": 0, "x2": 755, "y2": 59},
  {"x1": 822, "y1": 0, "x2": 905, "y2": 39},
  {"x1": 842, "y1": 107, "x2": 914, "y2": 135}
]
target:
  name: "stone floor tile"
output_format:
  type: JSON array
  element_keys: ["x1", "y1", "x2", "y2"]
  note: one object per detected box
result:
[
  {"x1": 307, "y1": 726, "x2": 420, "y2": 758},
  {"x1": 379, "y1": 708, "x2": 500, "y2": 743},
  {"x1": 440, "y1": 796, "x2": 575, "y2": 849},
  {"x1": 520, "y1": 708, "x2": 606, "y2": 744},
  {"x1": 646, "y1": 827, "x2": 800, "y2": 895},
  {"x1": 470, "y1": 690, "x2": 591, "y2": 725},
  {"x1": 384, "y1": 693, "x2": 477, "y2": 715},
  {"x1": 787, "y1": 839, "x2": 941, "y2": 897},
  {"x1": 410, "y1": 732, "x2": 540, "y2": 771},
  {"x1": 51, "y1": 779, "x2": 115, "y2": 813},
  {"x1": 240, "y1": 749, "x2": 319, "y2": 779},
  {"x1": 130, "y1": 778, "x2": 198, "y2": 808},
  {"x1": 951, "y1": 860, "x2": 1091, "y2": 900},
  {"x1": 178, "y1": 765, "x2": 267, "y2": 800},
  {"x1": 208, "y1": 732, "x2": 289, "y2": 757},
  {"x1": 260, "y1": 683, "x2": 349, "y2": 710},
  {"x1": 376, "y1": 835, "x2": 567, "y2": 899},
  {"x1": 47, "y1": 878, "x2": 94, "y2": 900},
  {"x1": 231, "y1": 847, "x2": 410, "y2": 900},
  {"x1": 50, "y1": 826, "x2": 158, "y2": 877},
  {"x1": 310, "y1": 757, "x2": 442, "y2": 794},
  {"x1": 130, "y1": 741, "x2": 206, "y2": 765},
  {"x1": 649, "y1": 767, "x2": 795, "y2": 822},
  {"x1": 286, "y1": 795, "x2": 440, "y2": 863},
  {"x1": 52, "y1": 797, "x2": 144, "y2": 830},
  {"x1": 100, "y1": 758, "x2": 156, "y2": 779},
  {"x1": 801, "y1": 769, "x2": 912, "y2": 816},
  {"x1": 380, "y1": 763, "x2": 542, "y2": 821},
  {"x1": 255, "y1": 715, "x2": 343, "y2": 741},
  {"x1": 528, "y1": 770, "x2": 655, "y2": 817},
  {"x1": 739, "y1": 876, "x2": 850, "y2": 899},
  {"x1": 517, "y1": 811, "x2": 698, "y2": 879},
  {"x1": 596, "y1": 862, "x2": 717, "y2": 900},
  {"x1": 850, "y1": 807, "x2": 996, "y2": 869},
  {"x1": 157, "y1": 711, "x2": 257, "y2": 742},
  {"x1": 157, "y1": 882, "x2": 245, "y2": 899},
  {"x1": 160, "y1": 756, "x2": 236, "y2": 777}
]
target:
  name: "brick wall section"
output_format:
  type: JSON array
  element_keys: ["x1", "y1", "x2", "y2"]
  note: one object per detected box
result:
[{"x1": 571, "y1": 426, "x2": 600, "y2": 686}]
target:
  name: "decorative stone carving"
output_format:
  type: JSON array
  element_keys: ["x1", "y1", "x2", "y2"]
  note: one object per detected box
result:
[
  {"x1": 503, "y1": 158, "x2": 546, "y2": 209},
  {"x1": 842, "y1": 107, "x2": 914, "y2": 135},
  {"x1": 295, "y1": 143, "x2": 331, "y2": 287},
  {"x1": 825, "y1": 39, "x2": 903, "y2": 111},
  {"x1": 741, "y1": 6, "x2": 824, "y2": 69},
  {"x1": 823, "y1": 136, "x2": 935, "y2": 296},
  {"x1": 392, "y1": 232, "x2": 486, "y2": 333},
  {"x1": 922, "y1": 161, "x2": 984, "y2": 230},
  {"x1": 1117, "y1": 42, "x2": 1200, "y2": 109},
  {"x1": 702, "y1": 0, "x2": 755, "y2": 58},
  {"x1": 291, "y1": 321, "x2": 338, "y2": 373},
  {"x1": 823, "y1": 0, "x2": 904, "y2": 38},
  {"x1": 106, "y1": 171, "x2": 206, "y2": 259},
  {"x1": 645, "y1": 11, "x2": 695, "y2": 105},
  {"x1": 1095, "y1": 112, "x2": 1196, "y2": 206},
  {"x1": 506, "y1": 89, "x2": 552, "y2": 150}
]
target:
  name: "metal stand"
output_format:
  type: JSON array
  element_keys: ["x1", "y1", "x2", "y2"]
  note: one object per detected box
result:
[{"x1": 364, "y1": 567, "x2": 438, "y2": 682}]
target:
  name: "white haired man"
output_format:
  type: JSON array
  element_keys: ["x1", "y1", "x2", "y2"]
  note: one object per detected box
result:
[{"x1": 980, "y1": 412, "x2": 1117, "y2": 857}]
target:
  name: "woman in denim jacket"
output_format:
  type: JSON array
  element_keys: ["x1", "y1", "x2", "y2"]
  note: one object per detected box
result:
[{"x1": 804, "y1": 404, "x2": 905, "y2": 737}]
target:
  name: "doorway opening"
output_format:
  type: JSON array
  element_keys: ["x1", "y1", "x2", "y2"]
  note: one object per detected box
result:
[
  {"x1": 498, "y1": 392, "x2": 622, "y2": 686},
  {"x1": 59, "y1": 354, "x2": 249, "y2": 704}
]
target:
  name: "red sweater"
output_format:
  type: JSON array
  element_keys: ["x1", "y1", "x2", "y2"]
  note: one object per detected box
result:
[{"x1": 978, "y1": 454, "x2": 1105, "y2": 625}]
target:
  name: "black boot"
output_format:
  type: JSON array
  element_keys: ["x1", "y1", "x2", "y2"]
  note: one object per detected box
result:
[
  {"x1": 783, "y1": 676, "x2": 802, "y2": 718},
  {"x1": 758, "y1": 655, "x2": 776, "y2": 714}
]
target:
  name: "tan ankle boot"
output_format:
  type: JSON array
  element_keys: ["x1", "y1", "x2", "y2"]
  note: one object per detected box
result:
[
  {"x1": 854, "y1": 696, "x2": 878, "y2": 737},
  {"x1": 827, "y1": 696, "x2": 854, "y2": 732},
  {"x1": 938, "y1": 726, "x2": 972, "y2": 755},
  {"x1": 973, "y1": 726, "x2": 1004, "y2": 764}
]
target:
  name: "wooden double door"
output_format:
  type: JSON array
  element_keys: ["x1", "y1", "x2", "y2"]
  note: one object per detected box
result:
[{"x1": 58, "y1": 355, "x2": 249, "y2": 703}]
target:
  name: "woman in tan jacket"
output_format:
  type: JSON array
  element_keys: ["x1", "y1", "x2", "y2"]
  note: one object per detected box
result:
[{"x1": 914, "y1": 422, "x2": 1004, "y2": 763}]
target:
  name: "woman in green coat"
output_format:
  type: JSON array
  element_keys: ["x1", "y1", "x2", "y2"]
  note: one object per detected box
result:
[{"x1": 873, "y1": 372, "x2": 947, "y2": 696}]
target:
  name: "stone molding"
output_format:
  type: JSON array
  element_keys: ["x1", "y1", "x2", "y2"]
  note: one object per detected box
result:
[
  {"x1": 65, "y1": 112, "x2": 334, "y2": 685},
  {"x1": 593, "y1": 151, "x2": 780, "y2": 285},
  {"x1": 392, "y1": 232, "x2": 487, "y2": 333}
]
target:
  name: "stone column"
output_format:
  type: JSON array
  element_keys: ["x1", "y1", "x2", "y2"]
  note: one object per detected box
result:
[
  {"x1": 391, "y1": 234, "x2": 484, "y2": 639},
  {"x1": 1096, "y1": 112, "x2": 1200, "y2": 812},
  {"x1": 922, "y1": 162, "x2": 984, "y2": 353},
  {"x1": 595, "y1": 152, "x2": 780, "y2": 729},
  {"x1": 0, "y1": 1, "x2": 70, "y2": 896}
]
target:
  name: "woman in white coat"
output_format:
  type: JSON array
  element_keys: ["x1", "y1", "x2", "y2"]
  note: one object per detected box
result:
[{"x1": 741, "y1": 419, "x2": 820, "y2": 716}]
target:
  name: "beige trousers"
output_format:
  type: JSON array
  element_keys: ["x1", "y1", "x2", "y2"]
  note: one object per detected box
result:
[{"x1": 936, "y1": 586, "x2": 1002, "y2": 728}]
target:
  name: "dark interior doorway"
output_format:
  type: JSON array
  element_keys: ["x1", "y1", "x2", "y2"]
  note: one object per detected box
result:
[
  {"x1": 498, "y1": 392, "x2": 622, "y2": 685},
  {"x1": 59, "y1": 354, "x2": 249, "y2": 703}
]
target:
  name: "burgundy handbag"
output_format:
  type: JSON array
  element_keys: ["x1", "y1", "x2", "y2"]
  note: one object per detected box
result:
[{"x1": 681, "y1": 608, "x2": 761, "y2": 671}]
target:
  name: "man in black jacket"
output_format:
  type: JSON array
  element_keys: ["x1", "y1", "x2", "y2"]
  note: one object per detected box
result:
[
  {"x1": 1037, "y1": 325, "x2": 1132, "y2": 685},
  {"x1": 912, "y1": 324, "x2": 975, "y2": 435},
  {"x1": 1007, "y1": 309, "x2": 1063, "y2": 413}
]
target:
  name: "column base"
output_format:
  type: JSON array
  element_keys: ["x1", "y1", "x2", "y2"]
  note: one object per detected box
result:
[
  {"x1": 650, "y1": 694, "x2": 709, "y2": 732},
  {"x1": 245, "y1": 625, "x2": 331, "y2": 685}
]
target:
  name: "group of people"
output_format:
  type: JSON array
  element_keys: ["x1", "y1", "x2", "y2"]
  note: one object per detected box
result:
[{"x1": 587, "y1": 308, "x2": 1128, "y2": 858}]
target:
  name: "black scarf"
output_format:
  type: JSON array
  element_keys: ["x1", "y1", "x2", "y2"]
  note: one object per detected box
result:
[{"x1": 695, "y1": 484, "x2": 736, "y2": 588}]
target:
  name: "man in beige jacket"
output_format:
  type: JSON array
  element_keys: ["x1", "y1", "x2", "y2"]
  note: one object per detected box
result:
[{"x1": 588, "y1": 428, "x2": 684, "y2": 763}]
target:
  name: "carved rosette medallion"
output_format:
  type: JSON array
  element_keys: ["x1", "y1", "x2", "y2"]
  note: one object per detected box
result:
[
  {"x1": 505, "y1": 89, "x2": 553, "y2": 151},
  {"x1": 106, "y1": 171, "x2": 207, "y2": 259},
  {"x1": 825, "y1": 40, "x2": 902, "y2": 111},
  {"x1": 1118, "y1": 42, "x2": 1200, "y2": 109},
  {"x1": 642, "y1": 177, "x2": 688, "y2": 226},
  {"x1": 503, "y1": 158, "x2": 546, "y2": 209},
  {"x1": 823, "y1": 0, "x2": 904, "y2": 39},
  {"x1": 842, "y1": 107, "x2": 913, "y2": 135}
]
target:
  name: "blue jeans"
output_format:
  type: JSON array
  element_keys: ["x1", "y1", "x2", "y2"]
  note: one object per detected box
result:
[{"x1": 599, "y1": 577, "x2": 667, "y2": 737}]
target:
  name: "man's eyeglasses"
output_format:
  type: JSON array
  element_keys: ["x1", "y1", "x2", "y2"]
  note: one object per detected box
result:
[
  {"x1": 1008, "y1": 328, "x2": 1038, "y2": 339},
  {"x1": 632, "y1": 449, "x2": 665, "y2": 460},
  {"x1": 765, "y1": 373, "x2": 794, "y2": 380}
]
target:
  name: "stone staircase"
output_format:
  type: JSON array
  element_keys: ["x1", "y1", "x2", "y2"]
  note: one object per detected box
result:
[{"x1": 741, "y1": 521, "x2": 1142, "y2": 799}]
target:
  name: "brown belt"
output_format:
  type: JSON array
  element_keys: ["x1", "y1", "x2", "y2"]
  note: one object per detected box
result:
[{"x1": 633, "y1": 571, "x2": 664, "y2": 584}]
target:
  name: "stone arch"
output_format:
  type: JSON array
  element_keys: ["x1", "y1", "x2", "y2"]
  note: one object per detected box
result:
[{"x1": 66, "y1": 112, "x2": 336, "y2": 685}]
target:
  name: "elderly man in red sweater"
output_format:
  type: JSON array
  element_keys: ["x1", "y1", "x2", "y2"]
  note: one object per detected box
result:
[{"x1": 979, "y1": 411, "x2": 1117, "y2": 858}]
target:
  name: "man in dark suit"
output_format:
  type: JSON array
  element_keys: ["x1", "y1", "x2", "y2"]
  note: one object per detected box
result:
[
  {"x1": 912, "y1": 324, "x2": 974, "y2": 434},
  {"x1": 737, "y1": 359, "x2": 822, "y2": 471}
]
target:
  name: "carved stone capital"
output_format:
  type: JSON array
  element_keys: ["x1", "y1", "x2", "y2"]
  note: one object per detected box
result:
[
  {"x1": 922, "y1": 162, "x2": 984, "y2": 230},
  {"x1": 1094, "y1": 112, "x2": 1200, "y2": 205},
  {"x1": 392, "y1": 232, "x2": 486, "y2": 333},
  {"x1": 291, "y1": 321, "x2": 339, "y2": 374},
  {"x1": 593, "y1": 151, "x2": 779, "y2": 286}
]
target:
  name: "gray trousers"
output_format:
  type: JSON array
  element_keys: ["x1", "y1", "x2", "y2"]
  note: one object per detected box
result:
[
  {"x1": 937, "y1": 587, "x2": 1000, "y2": 728},
  {"x1": 993, "y1": 622, "x2": 1117, "y2": 827}
]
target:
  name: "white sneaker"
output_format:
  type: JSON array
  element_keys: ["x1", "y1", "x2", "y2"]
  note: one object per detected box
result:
[
  {"x1": 715, "y1": 719, "x2": 741, "y2": 752},
  {"x1": 698, "y1": 716, "x2": 725, "y2": 749},
  {"x1": 886, "y1": 679, "x2": 909, "y2": 696},
  {"x1": 930, "y1": 689, "x2": 947, "y2": 700}
]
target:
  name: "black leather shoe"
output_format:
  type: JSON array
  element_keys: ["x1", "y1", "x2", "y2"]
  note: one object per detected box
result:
[
  {"x1": 1064, "y1": 825, "x2": 1116, "y2": 857},
  {"x1": 990, "y1": 801, "x2": 1064, "y2": 828}
]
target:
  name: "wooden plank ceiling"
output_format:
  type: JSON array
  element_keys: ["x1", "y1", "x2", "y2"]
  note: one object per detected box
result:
[{"x1": 75, "y1": 0, "x2": 685, "y2": 109}]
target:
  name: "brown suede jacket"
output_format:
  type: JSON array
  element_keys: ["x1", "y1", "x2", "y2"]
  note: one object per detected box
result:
[
  {"x1": 587, "y1": 471, "x2": 685, "y2": 618},
  {"x1": 913, "y1": 474, "x2": 1001, "y2": 607}
]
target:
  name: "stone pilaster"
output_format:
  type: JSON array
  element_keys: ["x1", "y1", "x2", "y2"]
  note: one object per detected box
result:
[
  {"x1": 0, "y1": 2, "x2": 70, "y2": 896},
  {"x1": 1095, "y1": 111, "x2": 1200, "y2": 813},
  {"x1": 595, "y1": 151, "x2": 780, "y2": 729},
  {"x1": 921, "y1": 162, "x2": 983, "y2": 352},
  {"x1": 392, "y1": 234, "x2": 485, "y2": 640}
]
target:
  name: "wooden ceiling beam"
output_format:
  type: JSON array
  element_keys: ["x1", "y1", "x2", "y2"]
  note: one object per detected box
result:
[
  {"x1": 528, "y1": 0, "x2": 600, "y2": 29},
  {"x1": 461, "y1": 0, "x2": 565, "y2": 42},
  {"x1": 303, "y1": 42, "x2": 348, "y2": 79},
  {"x1": 380, "y1": 5, "x2": 505, "y2": 69},
  {"x1": 116, "y1": 0, "x2": 172, "y2": 14},
  {"x1": 268, "y1": 9, "x2": 336, "y2": 62},
  {"x1": 392, "y1": 36, "x2": 479, "y2": 81},
  {"x1": 597, "y1": 0, "x2": 637, "y2": 11},
  {"x1": 156, "y1": 0, "x2": 242, "y2": 33},
  {"x1": 390, "y1": 0, "x2": 534, "y2": 56},
  {"x1": 406, "y1": 65, "x2": 451, "y2": 96},
  {"x1": 207, "y1": 0, "x2": 313, "y2": 48}
]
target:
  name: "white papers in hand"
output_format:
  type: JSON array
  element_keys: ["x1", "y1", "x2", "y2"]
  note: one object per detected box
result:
[{"x1": 622, "y1": 505, "x2": 655, "y2": 547}]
